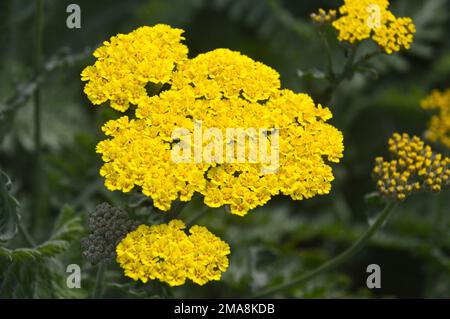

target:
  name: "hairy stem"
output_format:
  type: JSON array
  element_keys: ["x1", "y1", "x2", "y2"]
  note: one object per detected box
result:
[
  {"x1": 324, "y1": 44, "x2": 358, "y2": 103},
  {"x1": 34, "y1": 0, "x2": 43, "y2": 166},
  {"x1": 186, "y1": 206, "x2": 209, "y2": 227},
  {"x1": 318, "y1": 28, "x2": 335, "y2": 82},
  {"x1": 18, "y1": 223, "x2": 36, "y2": 247},
  {"x1": 164, "y1": 201, "x2": 188, "y2": 223},
  {"x1": 31, "y1": 0, "x2": 44, "y2": 230},
  {"x1": 253, "y1": 202, "x2": 397, "y2": 298},
  {"x1": 93, "y1": 262, "x2": 107, "y2": 299}
]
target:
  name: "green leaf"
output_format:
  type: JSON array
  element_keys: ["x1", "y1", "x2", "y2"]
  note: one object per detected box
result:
[
  {"x1": 0, "y1": 246, "x2": 12, "y2": 261},
  {"x1": 37, "y1": 240, "x2": 70, "y2": 257},
  {"x1": 31, "y1": 205, "x2": 84, "y2": 259},
  {"x1": 0, "y1": 206, "x2": 83, "y2": 265},
  {"x1": 50, "y1": 205, "x2": 83, "y2": 242},
  {"x1": 0, "y1": 169, "x2": 20, "y2": 241},
  {"x1": 11, "y1": 248, "x2": 42, "y2": 262},
  {"x1": 364, "y1": 192, "x2": 388, "y2": 226}
]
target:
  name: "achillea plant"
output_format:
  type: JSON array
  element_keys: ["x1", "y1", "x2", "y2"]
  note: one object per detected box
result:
[
  {"x1": 82, "y1": 24, "x2": 344, "y2": 216},
  {"x1": 81, "y1": 25, "x2": 188, "y2": 112},
  {"x1": 331, "y1": 0, "x2": 416, "y2": 54},
  {"x1": 421, "y1": 89, "x2": 450, "y2": 149},
  {"x1": 116, "y1": 220, "x2": 230, "y2": 286},
  {"x1": 373, "y1": 133, "x2": 450, "y2": 201}
]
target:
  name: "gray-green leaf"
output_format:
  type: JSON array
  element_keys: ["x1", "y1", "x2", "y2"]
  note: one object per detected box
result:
[{"x1": 0, "y1": 170, "x2": 20, "y2": 241}]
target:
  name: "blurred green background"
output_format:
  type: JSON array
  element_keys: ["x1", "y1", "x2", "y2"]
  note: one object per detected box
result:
[{"x1": 0, "y1": 0, "x2": 449, "y2": 298}]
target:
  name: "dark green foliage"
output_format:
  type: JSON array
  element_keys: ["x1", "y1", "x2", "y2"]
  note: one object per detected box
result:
[
  {"x1": 0, "y1": 170, "x2": 20, "y2": 241},
  {"x1": 0, "y1": 0, "x2": 449, "y2": 298},
  {"x1": 0, "y1": 206, "x2": 84, "y2": 298}
]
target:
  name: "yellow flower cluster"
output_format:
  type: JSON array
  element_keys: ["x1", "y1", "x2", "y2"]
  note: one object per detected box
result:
[
  {"x1": 83, "y1": 25, "x2": 344, "y2": 216},
  {"x1": 373, "y1": 133, "x2": 450, "y2": 201},
  {"x1": 116, "y1": 220, "x2": 230, "y2": 286},
  {"x1": 421, "y1": 89, "x2": 450, "y2": 148},
  {"x1": 311, "y1": 8, "x2": 337, "y2": 25},
  {"x1": 81, "y1": 25, "x2": 188, "y2": 112},
  {"x1": 331, "y1": 0, "x2": 416, "y2": 54}
]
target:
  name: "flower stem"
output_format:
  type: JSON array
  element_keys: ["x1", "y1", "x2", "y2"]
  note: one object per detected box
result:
[
  {"x1": 253, "y1": 202, "x2": 397, "y2": 298},
  {"x1": 324, "y1": 44, "x2": 358, "y2": 103},
  {"x1": 31, "y1": 0, "x2": 44, "y2": 230},
  {"x1": 34, "y1": 0, "x2": 43, "y2": 160},
  {"x1": 34, "y1": 0, "x2": 43, "y2": 156},
  {"x1": 318, "y1": 28, "x2": 335, "y2": 82},
  {"x1": 92, "y1": 262, "x2": 107, "y2": 299},
  {"x1": 18, "y1": 223, "x2": 36, "y2": 247},
  {"x1": 186, "y1": 206, "x2": 209, "y2": 227},
  {"x1": 164, "y1": 201, "x2": 188, "y2": 223}
]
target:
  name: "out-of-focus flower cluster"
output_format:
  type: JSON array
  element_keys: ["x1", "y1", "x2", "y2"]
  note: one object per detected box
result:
[
  {"x1": 311, "y1": 8, "x2": 337, "y2": 25},
  {"x1": 82, "y1": 25, "x2": 344, "y2": 216},
  {"x1": 373, "y1": 133, "x2": 450, "y2": 201},
  {"x1": 421, "y1": 89, "x2": 450, "y2": 149},
  {"x1": 81, "y1": 203, "x2": 139, "y2": 265},
  {"x1": 329, "y1": 0, "x2": 415, "y2": 54},
  {"x1": 116, "y1": 220, "x2": 230, "y2": 286}
]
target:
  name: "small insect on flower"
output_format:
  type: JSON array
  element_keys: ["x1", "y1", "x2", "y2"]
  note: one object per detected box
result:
[
  {"x1": 373, "y1": 133, "x2": 450, "y2": 201},
  {"x1": 115, "y1": 220, "x2": 230, "y2": 286},
  {"x1": 421, "y1": 89, "x2": 450, "y2": 149},
  {"x1": 331, "y1": 0, "x2": 416, "y2": 54}
]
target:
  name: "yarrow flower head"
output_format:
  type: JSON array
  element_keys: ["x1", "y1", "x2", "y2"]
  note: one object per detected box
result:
[
  {"x1": 82, "y1": 25, "x2": 344, "y2": 216},
  {"x1": 331, "y1": 0, "x2": 416, "y2": 54},
  {"x1": 81, "y1": 25, "x2": 188, "y2": 112},
  {"x1": 115, "y1": 220, "x2": 230, "y2": 286},
  {"x1": 421, "y1": 89, "x2": 450, "y2": 149},
  {"x1": 373, "y1": 133, "x2": 450, "y2": 201}
]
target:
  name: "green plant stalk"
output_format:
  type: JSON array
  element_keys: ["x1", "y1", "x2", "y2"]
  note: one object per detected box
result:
[
  {"x1": 93, "y1": 262, "x2": 107, "y2": 299},
  {"x1": 318, "y1": 28, "x2": 335, "y2": 82},
  {"x1": 186, "y1": 206, "x2": 209, "y2": 227},
  {"x1": 253, "y1": 202, "x2": 397, "y2": 298},
  {"x1": 34, "y1": 0, "x2": 43, "y2": 161},
  {"x1": 324, "y1": 44, "x2": 359, "y2": 103},
  {"x1": 164, "y1": 201, "x2": 188, "y2": 223},
  {"x1": 31, "y1": 0, "x2": 44, "y2": 230},
  {"x1": 18, "y1": 222, "x2": 36, "y2": 247},
  {"x1": 324, "y1": 44, "x2": 383, "y2": 106},
  {"x1": 0, "y1": 261, "x2": 16, "y2": 296}
]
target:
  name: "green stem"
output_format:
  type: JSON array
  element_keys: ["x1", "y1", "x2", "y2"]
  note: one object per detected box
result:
[
  {"x1": 431, "y1": 194, "x2": 444, "y2": 238},
  {"x1": 352, "y1": 50, "x2": 383, "y2": 70},
  {"x1": 18, "y1": 222, "x2": 36, "y2": 247},
  {"x1": 186, "y1": 206, "x2": 209, "y2": 227},
  {"x1": 31, "y1": 0, "x2": 44, "y2": 230},
  {"x1": 324, "y1": 44, "x2": 359, "y2": 104},
  {"x1": 0, "y1": 261, "x2": 16, "y2": 296},
  {"x1": 92, "y1": 262, "x2": 106, "y2": 299},
  {"x1": 164, "y1": 201, "x2": 188, "y2": 223},
  {"x1": 253, "y1": 202, "x2": 397, "y2": 298},
  {"x1": 34, "y1": 0, "x2": 43, "y2": 160},
  {"x1": 318, "y1": 28, "x2": 335, "y2": 82}
]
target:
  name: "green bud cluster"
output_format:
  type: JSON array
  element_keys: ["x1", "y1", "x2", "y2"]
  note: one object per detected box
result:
[{"x1": 81, "y1": 202, "x2": 139, "y2": 265}]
